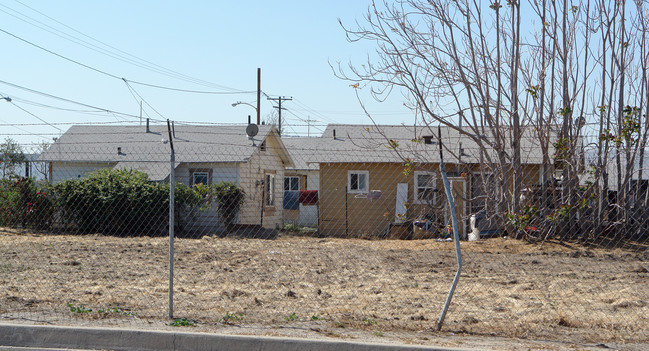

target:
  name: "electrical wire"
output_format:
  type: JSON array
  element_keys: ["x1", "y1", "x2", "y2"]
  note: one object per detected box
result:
[
  {"x1": 122, "y1": 79, "x2": 168, "y2": 121},
  {"x1": 0, "y1": 79, "x2": 161, "y2": 122},
  {"x1": 10, "y1": 0, "x2": 251, "y2": 91},
  {"x1": 5, "y1": 0, "x2": 243, "y2": 91},
  {"x1": 0, "y1": 27, "x2": 255, "y2": 95}
]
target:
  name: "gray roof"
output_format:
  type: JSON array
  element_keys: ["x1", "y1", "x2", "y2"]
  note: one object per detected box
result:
[
  {"x1": 282, "y1": 137, "x2": 321, "y2": 171},
  {"x1": 40, "y1": 124, "x2": 292, "y2": 180},
  {"x1": 283, "y1": 124, "x2": 559, "y2": 165}
]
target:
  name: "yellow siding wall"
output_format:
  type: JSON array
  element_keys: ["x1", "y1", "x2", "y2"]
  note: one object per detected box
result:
[
  {"x1": 319, "y1": 163, "x2": 412, "y2": 237},
  {"x1": 319, "y1": 162, "x2": 544, "y2": 237}
]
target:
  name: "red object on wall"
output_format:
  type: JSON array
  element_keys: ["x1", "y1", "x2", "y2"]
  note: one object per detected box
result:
[{"x1": 299, "y1": 190, "x2": 318, "y2": 205}]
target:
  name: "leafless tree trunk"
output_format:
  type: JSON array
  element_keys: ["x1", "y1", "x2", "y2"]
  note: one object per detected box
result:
[{"x1": 336, "y1": 0, "x2": 649, "y2": 242}]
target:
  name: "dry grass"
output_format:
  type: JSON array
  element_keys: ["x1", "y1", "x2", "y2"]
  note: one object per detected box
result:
[{"x1": 0, "y1": 228, "x2": 647, "y2": 346}]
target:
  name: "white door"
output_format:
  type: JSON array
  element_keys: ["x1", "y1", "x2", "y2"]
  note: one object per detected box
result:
[{"x1": 395, "y1": 183, "x2": 408, "y2": 223}]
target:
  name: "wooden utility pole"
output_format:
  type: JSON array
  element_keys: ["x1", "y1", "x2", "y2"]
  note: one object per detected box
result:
[
  {"x1": 267, "y1": 96, "x2": 292, "y2": 136},
  {"x1": 257, "y1": 68, "x2": 261, "y2": 125}
]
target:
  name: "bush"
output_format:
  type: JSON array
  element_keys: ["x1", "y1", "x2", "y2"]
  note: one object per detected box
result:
[
  {"x1": 193, "y1": 181, "x2": 245, "y2": 232},
  {"x1": 0, "y1": 176, "x2": 54, "y2": 230},
  {"x1": 54, "y1": 169, "x2": 173, "y2": 235}
]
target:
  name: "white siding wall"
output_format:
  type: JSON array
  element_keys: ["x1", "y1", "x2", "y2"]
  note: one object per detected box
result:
[
  {"x1": 174, "y1": 163, "x2": 239, "y2": 185},
  {"x1": 238, "y1": 137, "x2": 286, "y2": 229},
  {"x1": 50, "y1": 162, "x2": 115, "y2": 183},
  {"x1": 306, "y1": 170, "x2": 320, "y2": 190},
  {"x1": 173, "y1": 163, "x2": 240, "y2": 235}
]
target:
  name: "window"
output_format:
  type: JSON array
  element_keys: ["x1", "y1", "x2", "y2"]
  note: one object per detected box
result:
[
  {"x1": 284, "y1": 176, "x2": 300, "y2": 191},
  {"x1": 414, "y1": 171, "x2": 436, "y2": 204},
  {"x1": 265, "y1": 173, "x2": 275, "y2": 206},
  {"x1": 347, "y1": 170, "x2": 369, "y2": 193},
  {"x1": 284, "y1": 176, "x2": 300, "y2": 210},
  {"x1": 189, "y1": 168, "x2": 212, "y2": 186}
]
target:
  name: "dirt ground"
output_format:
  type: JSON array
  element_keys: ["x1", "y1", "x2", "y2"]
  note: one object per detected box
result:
[{"x1": 0, "y1": 228, "x2": 648, "y2": 350}]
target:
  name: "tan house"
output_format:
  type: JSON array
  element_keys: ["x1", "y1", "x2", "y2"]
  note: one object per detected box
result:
[
  {"x1": 39, "y1": 123, "x2": 293, "y2": 234},
  {"x1": 310, "y1": 124, "x2": 558, "y2": 239}
]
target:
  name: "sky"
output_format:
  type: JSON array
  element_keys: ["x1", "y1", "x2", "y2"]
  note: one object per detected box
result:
[{"x1": 0, "y1": 0, "x2": 414, "y2": 149}]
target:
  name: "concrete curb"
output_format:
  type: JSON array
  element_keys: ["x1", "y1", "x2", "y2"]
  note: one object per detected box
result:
[{"x1": 0, "y1": 324, "x2": 480, "y2": 351}]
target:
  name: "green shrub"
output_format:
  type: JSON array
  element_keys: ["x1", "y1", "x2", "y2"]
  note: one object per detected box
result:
[
  {"x1": 212, "y1": 181, "x2": 245, "y2": 231},
  {"x1": 53, "y1": 168, "x2": 208, "y2": 235},
  {"x1": 0, "y1": 177, "x2": 54, "y2": 230},
  {"x1": 194, "y1": 181, "x2": 245, "y2": 232}
]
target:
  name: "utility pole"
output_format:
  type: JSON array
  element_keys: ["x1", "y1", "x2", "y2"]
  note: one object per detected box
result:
[
  {"x1": 267, "y1": 96, "x2": 292, "y2": 136},
  {"x1": 257, "y1": 68, "x2": 261, "y2": 125},
  {"x1": 303, "y1": 116, "x2": 320, "y2": 137}
]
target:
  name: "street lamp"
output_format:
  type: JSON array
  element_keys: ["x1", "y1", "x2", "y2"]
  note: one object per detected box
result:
[
  {"x1": 1, "y1": 96, "x2": 11, "y2": 102},
  {"x1": 232, "y1": 101, "x2": 259, "y2": 125},
  {"x1": 232, "y1": 101, "x2": 258, "y2": 111}
]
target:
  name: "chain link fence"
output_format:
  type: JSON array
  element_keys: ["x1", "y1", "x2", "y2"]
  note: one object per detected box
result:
[{"x1": 0, "y1": 121, "x2": 647, "y2": 344}]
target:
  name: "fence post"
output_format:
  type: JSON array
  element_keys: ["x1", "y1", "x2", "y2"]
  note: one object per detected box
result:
[
  {"x1": 436, "y1": 126, "x2": 463, "y2": 331},
  {"x1": 167, "y1": 120, "x2": 175, "y2": 319}
]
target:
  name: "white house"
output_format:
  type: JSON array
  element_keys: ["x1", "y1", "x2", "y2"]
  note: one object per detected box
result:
[{"x1": 39, "y1": 123, "x2": 293, "y2": 234}]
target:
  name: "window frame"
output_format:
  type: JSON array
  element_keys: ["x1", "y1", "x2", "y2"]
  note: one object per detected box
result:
[
  {"x1": 189, "y1": 168, "x2": 212, "y2": 186},
  {"x1": 265, "y1": 172, "x2": 276, "y2": 207},
  {"x1": 347, "y1": 170, "x2": 369, "y2": 194},
  {"x1": 414, "y1": 171, "x2": 436, "y2": 205},
  {"x1": 284, "y1": 176, "x2": 300, "y2": 191}
]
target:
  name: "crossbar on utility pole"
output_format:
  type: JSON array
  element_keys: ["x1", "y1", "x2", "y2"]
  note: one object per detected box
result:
[{"x1": 267, "y1": 96, "x2": 292, "y2": 136}]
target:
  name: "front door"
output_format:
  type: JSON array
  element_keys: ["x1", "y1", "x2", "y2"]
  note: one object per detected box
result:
[{"x1": 394, "y1": 183, "x2": 408, "y2": 223}]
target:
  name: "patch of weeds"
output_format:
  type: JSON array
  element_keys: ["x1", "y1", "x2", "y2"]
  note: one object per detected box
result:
[
  {"x1": 374, "y1": 331, "x2": 384, "y2": 337},
  {"x1": 363, "y1": 317, "x2": 377, "y2": 325},
  {"x1": 311, "y1": 315, "x2": 324, "y2": 321},
  {"x1": 285, "y1": 312, "x2": 298, "y2": 322},
  {"x1": 221, "y1": 311, "x2": 243, "y2": 324},
  {"x1": 283, "y1": 222, "x2": 318, "y2": 236},
  {"x1": 0, "y1": 264, "x2": 29, "y2": 273},
  {"x1": 67, "y1": 303, "x2": 92, "y2": 313},
  {"x1": 97, "y1": 307, "x2": 136, "y2": 316},
  {"x1": 167, "y1": 318, "x2": 196, "y2": 327}
]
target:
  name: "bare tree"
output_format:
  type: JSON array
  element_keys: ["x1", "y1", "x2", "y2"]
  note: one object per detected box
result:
[
  {"x1": 0, "y1": 137, "x2": 27, "y2": 178},
  {"x1": 336, "y1": 0, "x2": 649, "y2": 242},
  {"x1": 32, "y1": 141, "x2": 51, "y2": 181}
]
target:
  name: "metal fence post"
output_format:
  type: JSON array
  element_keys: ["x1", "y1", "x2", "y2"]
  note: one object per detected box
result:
[
  {"x1": 436, "y1": 126, "x2": 463, "y2": 331},
  {"x1": 167, "y1": 120, "x2": 175, "y2": 319}
]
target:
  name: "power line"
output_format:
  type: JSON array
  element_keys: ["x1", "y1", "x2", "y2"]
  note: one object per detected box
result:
[
  {"x1": 0, "y1": 27, "x2": 255, "y2": 95},
  {"x1": 123, "y1": 79, "x2": 168, "y2": 121},
  {"x1": 0, "y1": 78, "x2": 160, "y2": 122},
  {"x1": 267, "y1": 96, "x2": 292, "y2": 136},
  {"x1": 3, "y1": 1, "x2": 253, "y2": 92}
]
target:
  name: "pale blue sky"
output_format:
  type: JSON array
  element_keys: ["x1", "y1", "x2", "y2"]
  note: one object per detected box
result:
[{"x1": 0, "y1": 1, "x2": 413, "y2": 147}]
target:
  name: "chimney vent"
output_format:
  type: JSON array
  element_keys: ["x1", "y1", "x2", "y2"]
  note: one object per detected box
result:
[
  {"x1": 333, "y1": 129, "x2": 336, "y2": 140},
  {"x1": 146, "y1": 118, "x2": 150, "y2": 133},
  {"x1": 117, "y1": 147, "x2": 122, "y2": 155}
]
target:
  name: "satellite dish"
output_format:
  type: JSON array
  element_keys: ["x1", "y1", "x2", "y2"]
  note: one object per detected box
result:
[{"x1": 246, "y1": 124, "x2": 259, "y2": 138}]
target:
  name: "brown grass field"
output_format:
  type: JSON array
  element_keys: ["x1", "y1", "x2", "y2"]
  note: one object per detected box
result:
[{"x1": 1, "y1": 228, "x2": 648, "y2": 349}]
